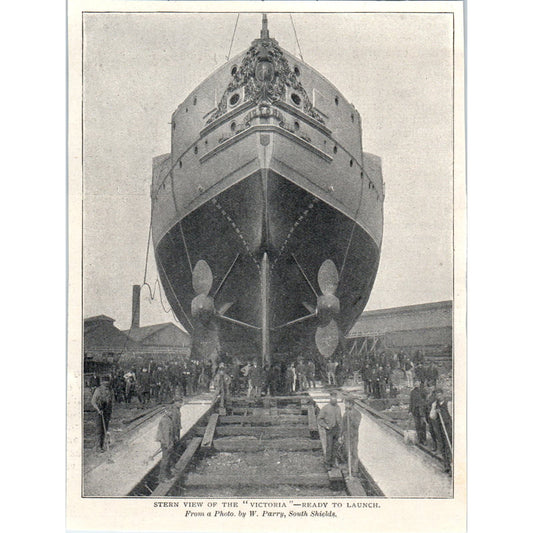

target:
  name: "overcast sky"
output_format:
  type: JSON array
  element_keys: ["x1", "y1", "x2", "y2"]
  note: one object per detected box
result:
[{"x1": 83, "y1": 11, "x2": 454, "y2": 331}]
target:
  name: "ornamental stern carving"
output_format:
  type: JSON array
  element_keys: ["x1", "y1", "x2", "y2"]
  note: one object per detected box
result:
[{"x1": 206, "y1": 37, "x2": 324, "y2": 125}]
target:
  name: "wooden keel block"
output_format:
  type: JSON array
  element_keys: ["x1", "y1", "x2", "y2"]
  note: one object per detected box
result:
[
  {"x1": 183, "y1": 473, "x2": 330, "y2": 488},
  {"x1": 212, "y1": 436, "x2": 323, "y2": 452},
  {"x1": 218, "y1": 415, "x2": 307, "y2": 425},
  {"x1": 328, "y1": 467, "x2": 344, "y2": 490},
  {"x1": 214, "y1": 425, "x2": 310, "y2": 438},
  {"x1": 307, "y1": 404, "x2": 319, "y2": 439}
]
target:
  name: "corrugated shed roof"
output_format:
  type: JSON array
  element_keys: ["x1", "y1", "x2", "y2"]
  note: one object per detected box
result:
[{"x1": 347, "y1": 300, "x2": 452, "y2": 338}]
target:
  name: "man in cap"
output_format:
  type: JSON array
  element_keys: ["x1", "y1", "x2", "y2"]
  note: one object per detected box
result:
[
  {"x1": 340, "y1": 396, "x2": 362, "y2": 474},
  {"x1": 306, "y1": 359, "x2": 316, "y2": 389},
  {"x1": 213, "y1": 363, "x2": 231, "y2": 408},
  {"x1": 409, "y1": 378, "x2": 427, "y2": 445},
  {"x1": 156, "y1": 393, "x2": 183, "y2": 483},
  {"x1": 317, "y1": 391, "x2": 343, "y2": 470},
  {"x1": 91, "y1": 375, "x2": 114, "y2": 453}
]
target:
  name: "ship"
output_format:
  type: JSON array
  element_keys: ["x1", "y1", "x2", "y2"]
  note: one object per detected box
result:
[{"x1": 151, "y1": 15, "x2": 384, "y2": 365}]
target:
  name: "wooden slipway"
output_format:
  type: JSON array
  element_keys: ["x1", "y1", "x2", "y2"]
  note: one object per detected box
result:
[{"x1": 83, "y1": 393, "x2": 217, "y2": 497}]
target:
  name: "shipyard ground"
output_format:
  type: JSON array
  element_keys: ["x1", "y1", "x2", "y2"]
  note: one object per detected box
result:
[{"x1": 83, "y1": 366, "x2": 452, "y2": 498}]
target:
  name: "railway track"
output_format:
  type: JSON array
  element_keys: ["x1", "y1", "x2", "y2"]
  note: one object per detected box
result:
[{"x1": 128, "y1": 393, "x2": 383, "y2": 497}]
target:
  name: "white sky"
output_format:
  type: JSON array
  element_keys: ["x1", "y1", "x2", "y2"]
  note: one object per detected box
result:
[{"x1": 83, "y1": 11, "x2": 454, "y2": 330}]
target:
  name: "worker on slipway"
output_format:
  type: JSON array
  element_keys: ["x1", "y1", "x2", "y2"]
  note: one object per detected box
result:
[
  {"x1": 317, "y1": 391, "x2": 343, "y2": 470},
  {"x1": 326, "y1": 360, "x2": 337, "y2": 385},
  {"x1": 156, "y1": 393, "x2": 183, "y2": 483},
  {"x1": 213, "y1": 363, "x2": 231, "y2": 408},
  {"x1": 430, "y1": 388, "x2": 453, "y2": 474},
  {"x1": 306, "y1": 360, "x2": 316, "y2": 388},
  {"x1": 91, "y1": 375, "x2": 114, "y2": 453},
  {"x1": 409, "y1": 378, "x2": 427, "y2": 445},
  {"x1": 340, "y1": 397, "x2": 362, "y2": 474}
]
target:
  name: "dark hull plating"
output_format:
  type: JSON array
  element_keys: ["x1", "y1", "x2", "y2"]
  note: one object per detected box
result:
[{"x1": 155, "y1": 170, "x2": 380, "y2": 360}]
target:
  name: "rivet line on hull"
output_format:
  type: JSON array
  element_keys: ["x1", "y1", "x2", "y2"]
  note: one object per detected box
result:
[
  {"x1": 271, "y1": 198, "x2": 319, "y2": 271},
  {"x1": 210, "y1": 197, "x2": 260, "y2": 270}
]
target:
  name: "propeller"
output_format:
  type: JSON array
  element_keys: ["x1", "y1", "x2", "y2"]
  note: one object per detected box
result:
[
  {"x1": 314, "y1": 259, "x2": 340, "y2": 358},
  {"x1": 190, "y1": 260, "x2": 220, "y2": 361},
  {"x1": 189, "y1": 260, "x2": 246, "y2": 361}
]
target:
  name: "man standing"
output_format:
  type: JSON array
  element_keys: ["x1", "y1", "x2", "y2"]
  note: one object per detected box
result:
[
  {"x1": 91, "y1": 375, "x2": 114, "y2": 453},
  {"x1": 156, "y1": 394, "x2": 183, "y2": 483},
  {"x1": 404, "y1": 358, "x2": 414, "y2": 388},
  {"x1": 306, "y1": 359, "x2": 316, "y2": 389},
  {"x1": 317, "y1": 391, "x2": 343, "y2": 470},
  {"x1": 296, "y1": 359, "x2": 307, "y2": 391},
  {"x1": 285, "y1": 362, "x2": 296, "y2": 393},
  {"x1": 409, "y1": 379, "x2": 427, "y2": 445},
  {"x1": 213, "y1": 363, "x2": 231, "y2": 409},
  {"x1": 248, "y1": 360, "x2": 262, "y2": 399},
  {"x1": 340, "y1": 397, "x2": 362, "y2": 475},
  {"x1": 137, "y1": 368, "x2": 151, "y2": 407},
  {"x1": 326, "y1": 360, "x2": 337, "y2": 386},
  {"x1": 430, "y1": 388, "x2": 453, "y2": 474}
]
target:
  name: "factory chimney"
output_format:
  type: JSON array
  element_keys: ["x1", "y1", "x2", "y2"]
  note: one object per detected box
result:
[{"x1": 131, "y1": 284, "x2": 141, "y2": 329}]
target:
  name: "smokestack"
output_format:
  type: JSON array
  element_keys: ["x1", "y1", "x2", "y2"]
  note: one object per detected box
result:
[{"x1": 131, "y1": 284, "x2": 141, "y2": 329}]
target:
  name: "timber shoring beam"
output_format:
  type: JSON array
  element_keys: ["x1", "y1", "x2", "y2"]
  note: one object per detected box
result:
[
  {"x1": 201, "y1": 413, "x2": 219, "y2": 449},
  {"x1": 341, "y1": 468, "x2": 367, "y2": 496},
  {"x1": 151, "y1": 437, "x2": 203, "y2": 496}
]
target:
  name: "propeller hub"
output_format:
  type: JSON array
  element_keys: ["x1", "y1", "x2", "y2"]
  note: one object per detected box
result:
[
  {"x1": 316, "y1": 293, "x2": 340, "y2": 325},
  {"x1": 191, "y1": 294, "x2": 216, "y2": 325}
]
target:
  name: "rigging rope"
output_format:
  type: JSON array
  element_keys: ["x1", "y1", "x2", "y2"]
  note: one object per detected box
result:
[
  {"x1": 290, "y1": 14, "x2": 304, "y2": 62},
  {"x1": 226, "y1": 14, "x2": 240, "y2": 61}
]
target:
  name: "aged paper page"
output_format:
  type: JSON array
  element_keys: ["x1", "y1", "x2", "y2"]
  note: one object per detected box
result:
[{"x1": 67, "y1": 1, "x2": 465, "y2": 531}]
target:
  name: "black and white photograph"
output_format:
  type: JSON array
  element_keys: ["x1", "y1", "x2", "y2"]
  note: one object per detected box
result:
[{"x1": 67, "y1": 1, "x2": 465, "y2": 530}]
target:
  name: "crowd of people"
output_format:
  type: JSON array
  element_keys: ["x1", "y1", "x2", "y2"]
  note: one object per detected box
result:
[
  {"x1": 88, "y1": 350, "x2": 452, "y2": 475},
  {"x1": 87, "y1": 359, "x2": 214, "y2": 409},
  {"x1": 409, "y1": 380, "x2": 452, "y2": 474},
  {"x1": 359, "y1": 350, "x2": 440, "y2": 399}
]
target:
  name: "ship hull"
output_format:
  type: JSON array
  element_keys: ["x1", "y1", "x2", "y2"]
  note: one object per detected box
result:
[{"x1": 155, "y1": 169, "x2": 380, "y2": 361}]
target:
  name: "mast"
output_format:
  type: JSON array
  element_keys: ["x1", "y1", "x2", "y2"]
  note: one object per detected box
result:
[{"x1": 261, "y1": 13, "x2": 270, "y2": 39}]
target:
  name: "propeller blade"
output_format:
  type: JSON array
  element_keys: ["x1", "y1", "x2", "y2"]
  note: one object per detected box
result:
[
  {"x1": 317, "y1": 259, "x2": 339, "y2": 295},
  {"x1": 302, "y1": 301, "x2": 315, "y2": 314},
  {"x1": 217, "y1": 301, "x2": 234, "y2": 316},
  {"x1": 315, "y1": 319, "x2": 339, "y2": 357},
  {"x1": 192, "y1": 260, "x2": 213, "y2": 295}
]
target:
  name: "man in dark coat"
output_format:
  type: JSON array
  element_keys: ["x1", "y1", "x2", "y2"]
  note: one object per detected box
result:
[
  {"x1": 340, "y1": 397, "x2": 362, "y2": 474},
  {"x1": 156, "y1": 394, "x2": 183, "y2": 483},
  {"x1": 409, "y1": 379, "x2": 427, "y2": 445},
  {"x1": 317, "y1": 391, "x2": 343, "y2": 470},
  {"x1": 430, "y1": 388, "x2": 453, "y2": 473},
  {"x1": 91, "y1": 375, "x2": 114, "y2": 452},
  {"x1": 306, "y1": 360, "x2": 316, "y2": 389}
]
